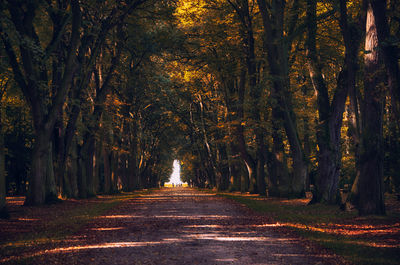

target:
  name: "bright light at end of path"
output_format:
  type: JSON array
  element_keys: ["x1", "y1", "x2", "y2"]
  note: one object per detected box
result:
[{"x1": 167, "y1": 160, "x2": 182, "y2": 185}]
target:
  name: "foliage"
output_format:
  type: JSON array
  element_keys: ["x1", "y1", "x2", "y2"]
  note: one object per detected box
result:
[{"x1": 0, "y1": 0, "x2": 398, "y2": 215}]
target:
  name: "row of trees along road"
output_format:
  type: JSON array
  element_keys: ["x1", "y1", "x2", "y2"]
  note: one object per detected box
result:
[{"x1": 0, "y1": 0, "x2": 399, "y2": 216}]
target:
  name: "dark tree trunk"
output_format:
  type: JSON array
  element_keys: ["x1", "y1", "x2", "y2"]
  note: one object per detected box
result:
[
  {"x1": 340, "y1": 0, "x2": 365, "y2": 209},
  {"x1": 1, "y1": 0, "x2": 81, "y2": 205},
  {"x1": 219, "y1": 145, "x2": 230, "y2": 191},
  {"x1": 223, "y1": 69, "x2": 254, "y2": 193},
  {"x1": 111, "y1": 151, "x2": 119, "y2": 193},
  {"x1": 227, "y1": 0, "x2": 263, "y2": 194},
  {"x1": 240, "y1": 164, "x2": 249, "y2": 193},
  {"x1": 257, "y1": 0, "x2": 308, "y2": 197},
  {"x1": 255, "y1": 133, "x2": 266, "y2": 196},
  {"x1": 235, "y1": 71, "x2": 256, "y2": 193},
  {"x1": 238, "y1": 0, "x2": 266, "y2": 195},
  {"x1": 103, "y1": 146, "x2": 111, "y2": 194},
  {"x1": 358, "y1": 3, "x2": 386, "y2": 215},
  {"x1": 26, "y1": 131, "x2": 50, "y2": 203},
  {"x1": 346, "y1": 80, "x2": 362, "y2": 208},
  {"x1": 267, "y1": 111, "x2": 291, "y2": 197},
  {"x1": 306, "y1": 0, "x2": 361, "y2": 204},
  {"x1": 306, "y1": 0, "x2": 336, "y2": 203},
  {"x1": 228, "y1": 157, "x2": 241, "y2": 191},
  {"x1": 119, "y1": 153, "x2": 128, "y2": 191},
  {"x1": 45, "y1": 143, "x2": 57, "y2": 202},
  {"x1": 303, "y1": 117, "x2": 312, "y2": 191},
  {"x1": 369, "y1": 0, "x2": 400, "y2": 121},
  {"x1": 81, "y1": 135, "x2": 96, "y2": 197},
  {"x1": 128, "y1": 122, "x2": 139, "y2": 190},
  {"x1": 77, "y1": 143, "x2": 87, "y2": 199},
  {"x1": 0, "y1": 104, "x2": 7, "y2": 218},
  {"x1": 68, "y1": 139, "x2": 79, "y2": 198}
]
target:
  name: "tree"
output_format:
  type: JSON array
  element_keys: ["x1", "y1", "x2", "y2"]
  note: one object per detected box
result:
[
  {"x1": 357, "y1": 2, "x2": 385, "y2": 215},
  {"x1": 306, "y1": 0, "x2": 363, "y2": 204},
  {"x1": 257, "y1": 0, "x2": 308, "y2": 197},
  {"x1": 0, "y1": 0, "x2": 81, "y2": 205},
  {"x1": 0, "y1": 76, "x2": 7, "y2": 218}
]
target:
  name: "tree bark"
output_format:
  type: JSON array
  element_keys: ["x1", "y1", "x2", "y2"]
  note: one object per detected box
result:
[
  {"x1": 217, "y1": 144, "x2": 230, "y2": 191},
  {"x1": 369, "y1": 0, "x2": 400, "y2": 121},
  {"x1": 303, "y1": 117, "x2": 312, "y2": 191},
  {"x1": 1, "y1": 0, "x2": 81, "y2": 205},
  {"x1": 111, "y1": 150, "x2": 119, "y2": 192},
  {"x1": 0, "y1": 102, "x2": 7, "y2": 217},
  {"x1": 358, "y1": 3, "x2": 386, "y2": 215},
  {"x1": 267, "y1": 109, "x2": 291, "y2": 197},
  {"x1": 230, "y1": 0, "x2": 266, "y2": 195},
  {"x1": 128, "y1": 120, "x2": 139, "y2": 190},
  {"x1": 81, "y1": 135, "x2": 96, "y2": 197},
  {"x1": 26, "y1": 135, "x2": 49, "y2": 204},
  {"x1": 45, "y1": 143, "x2": 58, "y2": 202},
  {"x1": 77, "y1": 143, "x2": 87, "y2": 199},
  {"x1": 257, "y1": 0, "x2": 307, "y2": 197},
  {"x1": 306, "y1": 0, "x2": 362, "y2": 204},
  {"x1": 68, "y1": 139, "x2": 79, "y2": 198},
  {"x1": 103, "y1": 146, "x2": 111, "y2": 194},
  {"x1": 228, "y1": 157, "x2": 241, "y2": 192}
]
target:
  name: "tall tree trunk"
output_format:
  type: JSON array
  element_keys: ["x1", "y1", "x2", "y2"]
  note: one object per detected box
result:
[
  {"x1": 83, "y1": 136, "x2": 96, "y2": 197},
  {"x1": 369, "y1": 0, "x2": 400, "y2": 121},
  {"x1": 303, "y1": 117, "x2": 311, "y2": 191},
  {"x1": 340, "y1": 0, "x2": 365, "y2": 208},
  {"x1": 68, "y1": 139, "x2": 79, "y2": 198},
  {"x1": 231, "y1": 0, "x2": 266, "y2": 195},
  {"x1": 103, "y1": 146, "x2": 111, "y2": 194},
  {"x1": 228, "y1": 157, "x2": 241, "y2": 191},
  {"x1": 1, "y1": 0, "x2": 81, "y2": 205},
  {"x1": 306, "y1": 0, "x2": 360, "y2": 204},
  {"x1": 0, "y1": 103, "x2": 7, "y2": 217},
  {"x1": 128, "y1": 153, "x2": 138, "y2": 190},
  {"x1": 347, "y1": 86, "x2": 362, "y2": 207},
  {"x1": 224, "y1": 2, "x2": 260, "y2": 193},
  {"x1": 217, "y1": 144, "x2": 230, "y2": 191},
  {"x1": 131, "y1": 135, "x2": 140, "y2": 190},
  {"x1": 358, "y1": 3, "x2": 386, "y2": 215},
  {"x1": 240, "y1": 164, "x2": 249, "y2": 193},
  {"x1": 25, "y1": 133, "x2": 46, "y2": 205},
  {"x1": 257, "y1": 0, "x2": 307, "y2": 197},
  {"x1": 77, "y1": 143, "x2": 87, "y2": 199},
  {"x1": 128, "y1": 122, "x2": 139, "y2": 190},
  {"x1": 306, "y1": 0, "x2": 336, "y2": 203},
  {"x1": 221, "y1": 69, "x2": 253, "y2": 193},
  {"x1": 235, "y1": 70, "x2": 256, "y2": 193},
  {"x1": 346, "y1": 78, "x2": 363, "y2": 198},
  {"x1": 23, "y1": 110, "x2": 60, "y2": 205},
  {"x1": 111, "y1": 150, "x2": 119, "y2": 193},
  {"x1": 45, "y1": 143, "x2": 58, "y2": 202},
  {"x1": 267, "y1": 111, "x2": 291, "y2": 197}
]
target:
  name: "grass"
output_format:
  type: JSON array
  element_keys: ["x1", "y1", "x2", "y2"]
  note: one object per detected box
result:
[
  {"x1": 219, "y1": 193, "x2": 400, "y2": 265},
  {"x1": 0, "y1": 189, "x2": 155, "y2": 263}
]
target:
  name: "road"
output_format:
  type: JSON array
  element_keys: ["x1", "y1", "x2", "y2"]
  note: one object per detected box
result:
[{"x1": 19, "y1": 188, "x2": 343, "y2": 264}]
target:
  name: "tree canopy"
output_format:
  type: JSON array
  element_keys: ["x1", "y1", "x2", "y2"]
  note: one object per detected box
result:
[{"x1": 1, "y1": 0, "x2": 399, "y2": 216}]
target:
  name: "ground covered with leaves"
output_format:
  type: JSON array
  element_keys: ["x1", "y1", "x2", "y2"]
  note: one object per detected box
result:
[
  {"x1": 0, "y1": 188, "x2": 349, "y2": 265},
  {"x1": 220, "y1": 192, "x2": 400, "y2": 265}
]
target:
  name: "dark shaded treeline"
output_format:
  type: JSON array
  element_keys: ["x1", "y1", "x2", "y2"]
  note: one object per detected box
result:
[
  {"x1": 0, "y1": 0, "x2": 399, "y2": 217},
  {"x1": 0, "y1": 0, "x2": 181, "y2": 210}
]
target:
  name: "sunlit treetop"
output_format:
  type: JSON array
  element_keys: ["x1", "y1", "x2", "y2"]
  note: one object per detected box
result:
[{"x1": 175, "y1": 0, "x2": 235, "y2": 28}]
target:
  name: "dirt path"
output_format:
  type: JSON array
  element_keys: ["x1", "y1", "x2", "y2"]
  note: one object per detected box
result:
[{"x1": 4, "y1": 188, "x2": 344, "y2": 264}]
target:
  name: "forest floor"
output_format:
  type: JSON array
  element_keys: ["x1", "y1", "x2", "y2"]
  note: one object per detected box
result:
[{"x1": 0, "y1": 187, "x2": 399, "y2": 265}]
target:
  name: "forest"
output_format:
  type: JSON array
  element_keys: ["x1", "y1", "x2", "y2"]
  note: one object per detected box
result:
[{"x1": 0, "y1": 0, "x2": 399, "y2": 218}]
